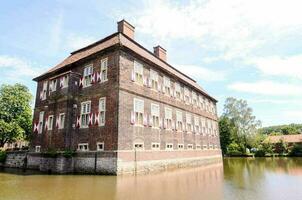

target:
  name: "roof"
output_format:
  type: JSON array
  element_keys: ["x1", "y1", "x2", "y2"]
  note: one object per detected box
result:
[
  {"x1": 34, "y1": 32, "x2": 217, "y2": 102},
  {"x1": 265, "y1": 134, "x2": 302, "y2": 143}
]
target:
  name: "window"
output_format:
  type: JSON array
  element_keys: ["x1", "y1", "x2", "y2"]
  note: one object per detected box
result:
[
  {"x1": 41, "y1": 81, "x2": 48, "y2": 100},
  {"x1": 178, "y1": 144, "x2": 184, "y2": 150},
  {"x1": 134, "y1": 143, "x2": 144, "y2": 150},
  {"x1": 151, "y1": 103, "x2": 160, "y2": 128},
  {"x1": 150, "y1": 69, "x2": 158, "y2": 90},
  {"x1": 194, "y1": 116, "x2": 200, "y2": 133},
  {"x1": 99, "y1": 97, "x2": 106, "y2": 126},
  {"x1": 134, "y1": 98, "x2": 144, "y2": 125},
  {"x1": 196, "y1": 145, "x2": 201, "y2": 150},
  {"x1": 49, "y1": 79, "x2": 57, "y2": 93},
  {"x1": 97, "y1": 142, "x2": 104, "y2": 151},
  {"x1": 166, "y1": 143, "x2": 173, "y2": 150},
  {"x1": 192, "y1": 92, "x2": 197, "y2": 106},
  {"x1": 209, "y1": 144, "x2": 213, "y2": 149},
  {"x1": 78, "y1": 143, "x2": 89, "y2": 151},
  {"x1": 58, "y1": 113, "x2": 65, "y2": 129},
  {"x1": 35, "y1": 146, "x2": 41, "y2": 153},
  {"x1": 81, "y1": 101, "x2": 91, "y2": 128},
  {"x1": 175, "y1": 82, "x2": 182, "y2": 100},
  {"x1": 151, "y1": 143, "x2": 160, "y2": 150},
  {"x1": 83, "y1": 65, "x2": 93, "y2": 87},
  {"x1": 215, "y1": 145, "x2": 218, "y2": 149},
  {"x1": 38, "y1": 111, "x2": 44, "y2": 134},
  {"x1": 164, "y1": 107, "x2": 172, "y2": 130},
  {"x1": 184, "y1": 87, "x2": 191, "y2": 104},
  {"x1": 134, "y1": 61, "x2": 143, "y2": 85},
  {"x1": 200, "y1": 97, "x2": 205, "y2": 110},
  {"x1": 201, "y1": 117, "x2": 206, "y2": 135},
  {"x1": 176, "y1": 111, "x2": 183, "y2": 131},
  {"x1": 187, "y1": 144, "x2": 193, "y2": 150},
  {"x1": 47, "y1": 115, "x2": 54, "y2": 131},
  {"x1": 163, "y1": 76, "x2": 171, "y2": 95},
  {"x1": 100, "y1": 58, "x2": 108, "y2": 82},
  {"x1": 186, "y1": 113, "x2": 192, "y2": 132},
  {"x1": 203, "y1": 144, "x2": 208, "y2": 150},
  {"x1": 61, "y1": 75, "x2": 69, "y2": 88}
]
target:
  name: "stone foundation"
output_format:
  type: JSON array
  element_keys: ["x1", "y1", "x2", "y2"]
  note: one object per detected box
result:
[{"x1": 2, "y1": 150, "x2": 222, "y2": 175}]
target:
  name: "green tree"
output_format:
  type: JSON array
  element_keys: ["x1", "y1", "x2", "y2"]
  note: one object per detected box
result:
[
  {"x1": 219, "y1": 116, "x2": 236, "y2": 155},
  {"x1": 0, "y1": 84, "x2": 32, "y2": 147},
  {"x1": 222, "y1": 97, "x2": 261, "y2": 150}
]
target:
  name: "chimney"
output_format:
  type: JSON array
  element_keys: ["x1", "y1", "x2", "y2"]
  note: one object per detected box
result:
[
  {"x1": 153, "y1": 45, "x2": 167, "y2": 62},
  {"x1": 117, "y1": 20, "x2": 135, "y2": 39}
]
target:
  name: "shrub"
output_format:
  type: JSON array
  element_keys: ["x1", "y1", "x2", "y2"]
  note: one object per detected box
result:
[
  {"x1": 62, "y1": 149, "x2": 75, "y2": 158},
  {"x1": 0, "y1": 150, "x2": 7, "y2": 163},
  {"x1": 289, "y1": 144, "x2": 302, "y2": 157},
  {"x1": 254, "y1": 149, "x2": 265, "y2": 157},
  {"x1": 227, "y1": 142, "x2": 244, "y2": 156},
  {"x1": 42, "y1": 149, "x2": 58, "y2": 158}
]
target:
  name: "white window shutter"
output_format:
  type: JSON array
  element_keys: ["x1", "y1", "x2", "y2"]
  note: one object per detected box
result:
[
  {"x1": 143, "y1": 114, "x2": 148, "y2": 126},
  {"x1": 130, "y1": 111, "x2": 135, "y2": 125},
  {"x1": 131, "y1": 70, "x2": 135, "y2": 82}
]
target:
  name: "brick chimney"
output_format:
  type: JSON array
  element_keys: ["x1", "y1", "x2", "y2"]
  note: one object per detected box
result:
[
  {"x1": 153, "y1": 45, "x2": 167, "y2": 62},
  {"x1": 117, "y1": 20, "x2": 135, "y2": 39}
]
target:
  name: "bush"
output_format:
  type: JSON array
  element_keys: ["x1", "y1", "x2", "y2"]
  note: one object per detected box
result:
[
  {"x1": 227, "y1": 142, "x2": 244, "y2": 156},
  {"x1": 62, "y1": 149, "x2": 75, "y2": 158},
  {"x1": 254, "y1": 149, "x2": 266, "y2": 157},
  {"x1": 0, "y1": 150, "x2": 7, "y2": 163},
  {"x1": 42, "y1": 149, "x2": 58, "y2": 158},
  {"x1": 289, "y1": 144, "x2": 302, "y2": 157}
]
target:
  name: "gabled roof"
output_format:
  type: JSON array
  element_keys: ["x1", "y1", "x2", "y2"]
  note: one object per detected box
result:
[
  {"x1": 265, "y1": 134, "x2": 302, "y2": 143},
  {"x1": 34, "y1": 32, "x2": 217, "y2": 102}
]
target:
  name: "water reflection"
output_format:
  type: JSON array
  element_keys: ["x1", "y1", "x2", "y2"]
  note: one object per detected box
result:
[{"x1": 1, "y1": 158, "x2": 302, "y2": 200}]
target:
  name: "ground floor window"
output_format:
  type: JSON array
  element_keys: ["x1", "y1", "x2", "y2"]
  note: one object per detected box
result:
[
  {"x1": 178, "y1": 144, "x2": 184, "y2": 150},
  {"x1": 151, "y1": 143, "x2": 160, "y2": 150},
  {"x1": 166, "y1": 143, "x2": 173, "y2": 150},
  {"x1": 78, "y1": 143, "x2": 89, "y2": 151},
  {"x1": 97, "y1": 142, "x2": 104, "y2": 151},
  {"x1": 35, "y1": 146, "x2": 41, "y2": 152},
  {"x1": 187, "y1": 144, "x2": 193, "y2": 150},
  {"x1": 203, "y1": 144, "x2": 208, "y2": 150},
  {"x1": 134, "y1": 143, "x2": 144, "y2": 150},
  {"x1": 196, "y1": 145, "x2": 201, "y2": 150}
]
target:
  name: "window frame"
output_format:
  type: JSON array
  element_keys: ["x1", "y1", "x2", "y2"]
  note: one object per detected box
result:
[
  {"x1": 100, "y1": 58, "x2": 108, "y2": 82},
  {"x1": 58, "y1": 113, "x2": 65, "y2": 129},
  {"x1": 151, "y1": 142, "x2": 160, "y2": 150},
  {"x1": 151, "y1": 103, "x2": 160, "y2": 128},
  {"x1": 133, "y1": 98, "x2": 144, "y2": 126},
  {"x1": 78, "y1": 143, "x2": 89, "y2": 152},
  {"x1": 166, "y1": 143, "x2": 173, "y2": 150},
  {"x1": 47, "y1": 115, "x2": 54, "y2": 131},
  {"x1": 99, "y1": 97, "x2": 106, "y2": 126},
  {"x1": 83, "y1": 64, "x2": 93, "y2": 88},
  {"x1": 80, "y1": 101, "x2": 91, "y2": 128},
  {"x1": 97, "y1": 142, "x2": 104, "y2": 151}
]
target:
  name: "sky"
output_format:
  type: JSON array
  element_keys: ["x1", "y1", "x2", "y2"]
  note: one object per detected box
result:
[{"x1": 0, "y1": 0, "x2": 301, "y2": 127}]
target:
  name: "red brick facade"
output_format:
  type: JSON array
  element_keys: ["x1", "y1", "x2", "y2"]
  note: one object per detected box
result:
[{"x1": 31, "y1": 20, "x2": 221, "y2": 165}]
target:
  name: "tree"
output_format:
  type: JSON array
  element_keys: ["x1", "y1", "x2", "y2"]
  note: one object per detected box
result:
[
  {"x1": 222, "y1": 97, "x2": 261, "y2": 150},
  {"x1": 0, "y1": 84, "x2": 32, "y2": 147},
  {"x1": 219, "y1": 116, "x2": 236, "y2": 155}
]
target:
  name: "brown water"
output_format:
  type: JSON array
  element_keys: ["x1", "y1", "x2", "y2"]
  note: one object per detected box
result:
[{"x1": 1, "y1": 158, "x2": 302, "y2": 200}]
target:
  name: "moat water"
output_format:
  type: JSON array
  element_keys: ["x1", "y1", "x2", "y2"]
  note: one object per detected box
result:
[{"x1": 1, "y1": 158, "x2": 302, "y2": 200}]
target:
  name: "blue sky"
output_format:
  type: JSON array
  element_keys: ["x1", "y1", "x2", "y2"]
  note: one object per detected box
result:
[{"x1": 0, "y1": 0, "x2": 301, "y2": 127}]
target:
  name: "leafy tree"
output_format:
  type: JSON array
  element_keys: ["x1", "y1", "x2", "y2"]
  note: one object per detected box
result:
[
  {"x1": 259, "y1": 124, "x2": 302, "y2": 135},
  {"x1": 222, "y1": 97, "x2": 261, "y2": 150},
  {"x1": 0, "y1": 84, "x2": 32, "y2": 147},
  {"x1": 219, "y1": 116, "x2": 234, "y2": 155}
]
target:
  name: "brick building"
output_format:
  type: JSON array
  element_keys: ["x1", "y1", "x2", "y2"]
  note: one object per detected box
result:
[{"x1": 31, "y1": 20, "x2": 222, "y2": 174}]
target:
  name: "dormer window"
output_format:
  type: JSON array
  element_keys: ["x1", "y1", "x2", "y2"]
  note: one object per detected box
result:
[{"x1": 83, "y1": 65, "x2": 93, "y2": 87}]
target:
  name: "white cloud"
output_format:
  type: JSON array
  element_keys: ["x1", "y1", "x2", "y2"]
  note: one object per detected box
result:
[
  {"x1": 174, "y1": 64, "x2": 226, "y2": 82},
  {"x1": 126, "y1": 0, "x2": 302, "y2": 60},
  {"x1": 66, "y1": 34, "x2": 96, "y2": 51},
  {"x1": 228, "y1": 80, "x2": 302, "y2": 96},
  {"x1": 248, "y1": 55, "x2": 302, "y2": 79},
  {"x1": 0, "y1": 55, "x2": 42, "y2": 80}
]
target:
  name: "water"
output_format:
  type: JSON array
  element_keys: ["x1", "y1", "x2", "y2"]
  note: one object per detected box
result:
[{"x1": 1, "y1": 158, "x2": 302, "y2": 200}]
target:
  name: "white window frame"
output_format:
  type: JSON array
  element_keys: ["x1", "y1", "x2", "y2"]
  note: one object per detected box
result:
[
  {"x1": 41, "y1": 81, "x2": 48, "y2": 100},
  {"x1": 61, "y1": 75, "x2": 69, "y2": 88},
  {"x1": 194, "y1": 116, "x2": 200, "y2": 134},
  {"x1": 58, "y1": 113, "x2": 65, "y2": 129},
  {"x1": 151, "y1": 103, "x2": 160, "y2": 128},
  {"x1": 192, "y1": 91, "x2": 197, "y2": 106},
  {"x1": 186, "y1": 113, "x2": 192, "y2": 133},
  {"x1": 78, "y1": 143, "x2": 89, "y2": 152},
  {"x1": 176, "y1": 111, "x2": 183, "y2": 131},
  {"x1": 196, "y1": 145, "x2": 201, "y2": 150},
  {"x1": 97, "y1": 142, "x2": 104, "y2": 151},
  {"x1": 178, "y1": 144, "x2": 184, "y2": 150},
  {"x1": 134, "y1": 98, "x2": 144, "y2": 126},
  {"x1": 83, "y1": 64, "x2": 93, "y2": 88},
  {"x1": 203, "y1": 144, "x2": 208, "y2": 150},
  {"x1": 164, "y1": 107, "x2": 172, "y2": 130},
  {"x1": 81, "y1": 101, "x2": 91, "y2": 128},
  {"x1": 175, "y1": 82, "x2": 182, "y2": 100},
  {"x1": 151, "y1": 142, "x2": 160, "y2": 150},
  {"x1": 47, "y1": 115, "x2": 54, "y2": 131},
  {"x1": 150, "y1": 69, "x2": 158, "y2": 91},
  {"x1": 163, "y1": 76, "x2": 171, "y2": 95},
  {"x1": 49, "y1": 79, "x2": 57, "y2": 93},
  {"x1": 134, "y1": 61, "x2": 143, "y2": 85},
  {"x1": 100, "y1": 58, "x2": 108, "y2": 82},
  {"x1": 187, "y1": 144, "x2": 193, "y2": 150},
  {"x1": 134, "y1": 142, "x2": 144, "y2": 150},
  {"x1": 166, "y1": 143, "x2": 173, "y2": 150},
  {"x1": 38, "y1": 111, "x2": 44, "y2": 134},
  {"x1": 184, "y1": 87, "x2": 191, "y2": 105},
  {"x1": 35, "y1": 145, "x2": 41, "y2": 153},
  {"x1": 99, "y1": 97, "x2": 106, "y2": 126}
]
